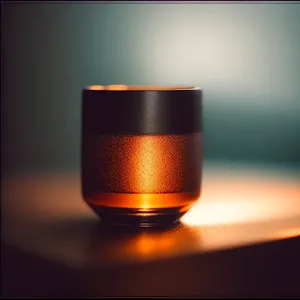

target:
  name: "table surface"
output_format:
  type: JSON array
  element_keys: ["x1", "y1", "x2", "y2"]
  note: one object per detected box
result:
[{"x1": 2, "y1": 162, "x2": 300, "y2": 297}]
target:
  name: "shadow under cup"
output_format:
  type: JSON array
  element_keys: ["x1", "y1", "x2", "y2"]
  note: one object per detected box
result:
[{"x1": 81, "y1": 85, "x2": 202, "y2": 227}]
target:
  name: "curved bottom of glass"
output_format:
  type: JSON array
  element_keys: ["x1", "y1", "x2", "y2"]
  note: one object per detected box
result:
[
  {"x1": 84, "y1": 191, "x2": 199, "y2": 228},
  {"x1": 88, "y1": 205, "x2": 190, "y2": 228}
]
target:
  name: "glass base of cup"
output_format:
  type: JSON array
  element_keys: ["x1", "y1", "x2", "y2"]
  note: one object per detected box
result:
[
  {"x1": 88, "y1": 205, "x2": 191, "y2": 228},
  {"x1": 84, "y1": 191, "x2": 199, "y2": 228}
]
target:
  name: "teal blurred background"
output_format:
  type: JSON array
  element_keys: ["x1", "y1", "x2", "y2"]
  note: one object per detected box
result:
[{"x1": 2, "y1": 2, "x2": 300, "y2": 172}]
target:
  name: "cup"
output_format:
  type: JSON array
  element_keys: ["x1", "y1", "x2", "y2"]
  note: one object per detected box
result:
[{"x1": 81, "y1": 85, "x2": 202, "y2": 227}]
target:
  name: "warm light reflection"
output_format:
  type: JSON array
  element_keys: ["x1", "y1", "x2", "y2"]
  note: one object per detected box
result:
[
  {"x1": 137, "y1": 137, "x2": 156, "y2": 192},
  {"x1": 106, "y1": 84, "x2": 128, "y2": 90},
  {"x1": 275, "y1": 227, "x2": 300, "y2": 240},
  {"x1": 181, "y1": 201, "x2": 268, "y2": 226},
  {"x1": 140, "y1": 194, "x2": 152, "y2": 210},
  {"x1": 86, "y1": 85, "x2": 105, "y2": 90},
  {"x1": 136, "y1": 234, "x2": 173, "y2": 255},
  {"x1": 99, "y1": 226, "x2": 201, "y2": 263},
  {"x1": 181, "y1": 172, "x2": 300, "y2": 227},
  {"x1": 120, "y1": 85, "x2": 200, "y2": 91},
  {"x1": 86, "y1": 85, "x2": 200, "y2": 91},
  {"x1": 87, "y1": 192, "x2": 197, "y2": 210}
]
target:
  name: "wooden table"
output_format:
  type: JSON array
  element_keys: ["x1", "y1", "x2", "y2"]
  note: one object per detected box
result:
[{"x1": 2, "y1": 162, "x2": 300, "y2": 297}]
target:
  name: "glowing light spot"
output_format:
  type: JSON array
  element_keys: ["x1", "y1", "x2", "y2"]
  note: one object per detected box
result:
[
  {"x1": 275, "y1": 227, "x2": 300, "y2": 240},
  {"x1": 181, "y1": 174, "x2": 300, "y2": 227},
  {"x1": 87, "y1": 85, "x2": 105, "y2": 90},
  {"x1": 105, "y1": 84, "x2": 128, "y2": 90},
  {"x1": 140, "y1": 194, "x2": 152, "y2": 210}
]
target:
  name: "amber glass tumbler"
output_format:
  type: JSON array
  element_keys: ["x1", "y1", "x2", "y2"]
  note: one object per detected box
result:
[{"x1": 81, "y1": 85, "x2": 202, "y2": 227}]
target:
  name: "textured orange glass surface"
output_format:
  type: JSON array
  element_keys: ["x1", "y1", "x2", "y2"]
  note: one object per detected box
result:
[{"x1": 82, "y1": 133, "x2": 202, "y2": 217}]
